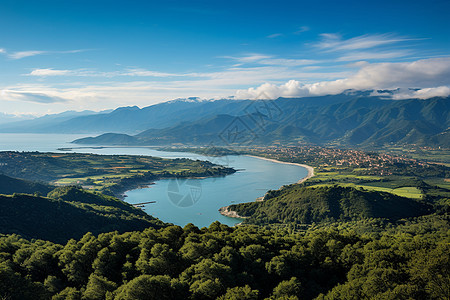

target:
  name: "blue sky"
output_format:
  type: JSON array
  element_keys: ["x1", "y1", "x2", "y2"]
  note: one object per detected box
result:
[{"x1": 0, "y1": 0, "x2": 449, "y2": 115}]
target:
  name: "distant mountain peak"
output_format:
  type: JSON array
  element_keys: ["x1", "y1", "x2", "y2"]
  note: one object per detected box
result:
[
  {"x1": 166, "y1": 97, "x2": 216, "y2": 104},
  {"x1": 112, "y1": 105, "x2": 141, "y2": 112}
]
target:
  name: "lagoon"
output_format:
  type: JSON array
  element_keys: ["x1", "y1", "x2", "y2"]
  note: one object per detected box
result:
[{"x1": 0, "y1": 133, "x2": 307, "y2": 227}]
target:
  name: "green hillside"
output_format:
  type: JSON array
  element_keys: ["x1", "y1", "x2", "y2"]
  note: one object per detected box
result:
[
  {"x1": 229, "y1": 186, "x2": 432, "y2": 225},
  {"x1": 0, "y1": 187, "x2": 164, "y2": 243},
  {"x1": 0, "y1": 174, "x2": 53, "y2": 195}
]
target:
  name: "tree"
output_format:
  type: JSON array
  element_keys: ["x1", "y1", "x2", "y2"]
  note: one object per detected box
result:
[
  {"x1": 218, "y1": 285, "x2": 259, "y2": 300},
  {"x1": 190, "y1": 278, "x2": 224, "y2": 300},
  {"x1": 44, "y1": 276, "x2": 63, "y2": 294},
  {"x1": 272, "y1": 277, "x2": 302, "y2": 299},
  {"x1": 83, "y1": 274, "x2": 117, "y2": 300},
  {"x1": 52, "y1": 287, "x2": 82, "y2": 300},
  {"x1": 114, "y1": 275, "x2": 187, "y2": 300},
  {"x1": 409, "y1": 244, "x2": 450, "y2": 299}
]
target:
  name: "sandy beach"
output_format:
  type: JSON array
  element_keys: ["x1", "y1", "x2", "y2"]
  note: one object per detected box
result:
[
  {"x1": 246, "y1": 155, "x2": 315, "y2": 183},
  {"x1": 219, "y1": 206, "x2": 247, "y2": 219}
]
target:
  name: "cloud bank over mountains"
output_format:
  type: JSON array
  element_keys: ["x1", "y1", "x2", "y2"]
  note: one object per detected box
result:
[
  {"x1": 1, "y1": 56, "x2": 449, "y2": 116},
  {"x1": 236, "y1": 57, "x2": 450, "y2": 99},
  {"x1": 1, "y1": 32, "x2": 449, "y2": 114}
]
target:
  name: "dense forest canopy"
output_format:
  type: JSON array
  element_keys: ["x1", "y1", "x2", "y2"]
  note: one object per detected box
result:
[{"x1": 0, "y1": 220, "x2": 448, "y2": 300}]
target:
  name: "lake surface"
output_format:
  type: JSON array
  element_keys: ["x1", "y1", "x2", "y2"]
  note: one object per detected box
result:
[{"x1": 0, "y1": 133, "x2": 307, "y2": 227}]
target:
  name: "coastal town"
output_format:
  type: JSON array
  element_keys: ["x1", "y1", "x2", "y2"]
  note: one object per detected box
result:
[{"x1": 245, "y1": 145, "x2": 448, "y2": 177}]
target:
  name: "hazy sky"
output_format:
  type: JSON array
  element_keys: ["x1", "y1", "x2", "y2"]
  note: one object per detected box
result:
[{"x1": 0, "y1": 0, "x2": 449, "y2": 115}]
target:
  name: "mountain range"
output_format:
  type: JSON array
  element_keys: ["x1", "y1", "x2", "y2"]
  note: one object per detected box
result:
[
  {"x1": 73, "y1": 94, "x2": 450, "y2": 147},
  {"x1": 0, "y1": 113, "x2": 35, "y2": 125},
  {"x1": 1, "y1": 93, "x2": 448, "y2": 147},
  {"x1": 0, "y1": 110, "x2": 104, "y2": 133}
]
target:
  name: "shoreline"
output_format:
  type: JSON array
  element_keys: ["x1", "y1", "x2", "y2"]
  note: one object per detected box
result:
[
  {"x1": 218, "y1": 206, "x2": 247, "y2": 219},
  {"x1": 70, "y1": 149, "x2": 314, "y2": 222},
  {"x1": 245, "y1": 155, "x2": 314, "y2": 183},
  {"x1": 219, "y1": 155, "x2": 315, "y2": 220}
]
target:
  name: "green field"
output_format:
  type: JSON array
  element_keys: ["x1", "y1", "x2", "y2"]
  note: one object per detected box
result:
[
  {"x1": 310, "y1": 183, "x2": 423, "y2": 199},
  {"x1": 424, "y1": 178, "x2": 450, "y2": 189},
  {"x1": 307, "y1": 170, "x2": 428, "y2": 199},
  {"x1": 310, "y1": 171, "x2": 383, "y2": 182},
  {"x1": 383, "y1": 146, "x2": 450, "y2": 166}
]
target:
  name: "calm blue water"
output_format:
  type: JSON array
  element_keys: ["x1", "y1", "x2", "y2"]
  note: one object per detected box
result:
[{"x1": 0, "y1": 133, "x2": 307, "y2": 228}]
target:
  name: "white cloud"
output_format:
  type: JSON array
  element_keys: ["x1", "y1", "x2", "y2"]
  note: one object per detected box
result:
[
  {"x1": 0, "y1": 64, "x2": 349, "y2": 114},
  {"x1": 5, "y1": 54, "x2": 450, "y2": 115},
  {"x1": 344, "y1": 57, "x2": 450, "y2": 88},
  {"x1": 0, "y1": 48, "x2": 5, "y2": 54},
  {"x1": 267, "y1": 33, "x2": 283, "y2": 38},
  {"x1": 27, "y1": 68, "x2": 185, "y2": 78},
  {"x1": 122, "y1": 68, "x2": 182, "y2": 77},
  {"x1": 29, "y1": 69, "x2": 73, "y2": 76},
  {"x1": 236, "y1": 80, "x2": 309, "y2": 99},
  {"x1": 222, "y1": 54, "x2": 318, "y2": 67},
  {"x1": 236, "y1": 57, "x2": 450, "y2": 99},
  {"x1": 259, "y1": 58, "x2": 319, "y2": 66},
  {"x1": 0, "y1": 82, "x2": 229, "y2": 114},
  {"x1": 27, "y1": 64, "x2": 344, "y2": 83},
  {"x1": 4, "y1": 49, "x2": 88, "y2": 59},
  {"x1": 187, "y1": 66, "x2": 348, "y2": 85},
  {"x1": 337, "y1": 50, "x2": 410, "y2": 62},
  {"x1": 0, "y1": 89, "x2": 68, "y2": 103},
  {"x1": 222, "y1": 54, "x2": 273, "y2": 63},
  {"x1": 390, "y1": 86, "x2": 450, "y2": 99},
  {"x1": 316, "y1": 33, "x2": 420, "y2": 52},
  {"x1": 8, "y1": 51, "x2": 47, "y2": 59},
  {"x1": 294, "y1": 26, "x2": 310, "y2": 34}
]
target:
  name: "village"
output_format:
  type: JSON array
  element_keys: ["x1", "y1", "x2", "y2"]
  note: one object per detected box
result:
[{"x1": 245, "y1": 145, "x2": 447, "y2": 177}]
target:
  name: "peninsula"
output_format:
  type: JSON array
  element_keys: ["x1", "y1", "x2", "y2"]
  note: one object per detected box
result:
[{"x1": 0, "y1": 151, "x2": 236, "y2": 198}]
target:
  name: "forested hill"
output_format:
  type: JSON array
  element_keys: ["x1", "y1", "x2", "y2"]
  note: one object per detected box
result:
[
  {"x1": 0, "y1": 221, "x2": 448, "y2": 299},
  {"x1": 0, "y1": 187, "x2": 164, "y2": 243},
  {"x1": 73, "y1": 96, "x2": 450, "y2": 147},
  {"x1": 0, "y1": 174, "x2": 53, "y2": 195},
  {"x1": 229, "y1": 186, "x2": 432, "y2": 225}
]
